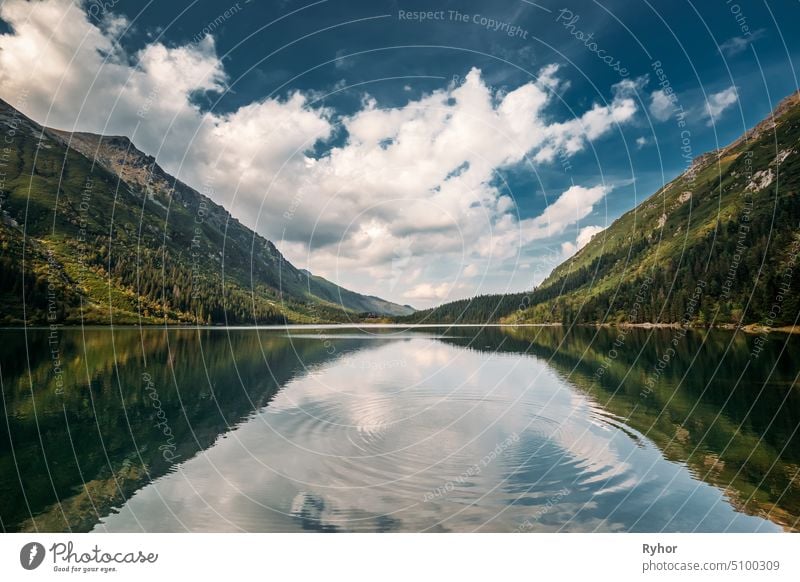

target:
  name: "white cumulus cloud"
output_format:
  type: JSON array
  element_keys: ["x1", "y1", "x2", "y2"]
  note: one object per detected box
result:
[
  {"x1": 561, "y1": 225, "x2": 605, "y2": 257},
  {"x1": 719, "y1": 29, "x2": 766, "y2": 57},
  {"x1": 0, "y1": 0, "x2": 638, "y2": 307},
  {"x1": 649, "y1": 89, "x2": 676, "y2": 122},
  {"x1": 703, "y1": 86, "x2": 738, "y2": 126}
]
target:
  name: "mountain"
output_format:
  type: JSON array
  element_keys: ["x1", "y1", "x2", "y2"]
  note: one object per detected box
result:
[
  {"x1": 0, "y1": 99, "x2": 413, "y2": 325},
  {"x1": 402, "y1": 91, "x2": 800, "y2": 328},
  {"x1": 296, "y1": 269, "x2": 415, "y2": 317}
]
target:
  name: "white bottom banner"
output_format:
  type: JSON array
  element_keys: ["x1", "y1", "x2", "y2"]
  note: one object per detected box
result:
[{"x1": 1, "y1": 533, "x2": 798, "y2": 581}]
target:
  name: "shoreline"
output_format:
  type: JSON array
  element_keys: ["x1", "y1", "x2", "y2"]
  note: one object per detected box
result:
[
  {"x1": 595, "y1": 322, "x2": 800, "y2": 334},
  {"x1": 1, "y1": 322, "x2": 798, "y2": 334}
]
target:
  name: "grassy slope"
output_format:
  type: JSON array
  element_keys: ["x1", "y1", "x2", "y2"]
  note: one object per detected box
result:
[
  {"x1": 0, "y1": 100, "x2": 411, "y2": 324},
  {"x1": 400, "y1": 91, "x2": 800, "y2": 327},
  {"x1": 505, "y1": 91, "x2": 800, "y2": 325}
]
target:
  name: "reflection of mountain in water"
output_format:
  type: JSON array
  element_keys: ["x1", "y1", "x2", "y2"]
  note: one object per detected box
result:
[
  {"x1": 0, "y1": 328, "x2": 368, "y2": 532},
  {"x1": 493, "y1": 325, "x2": 800, "y2": 531},
  {"x1": 1, "y1": 326, "x2": 798, "y2": 532}
]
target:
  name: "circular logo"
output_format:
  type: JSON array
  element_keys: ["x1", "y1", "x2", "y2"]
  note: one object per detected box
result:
[{"x1": 19, "y1": 542, "x2": 46, "y2": 570}]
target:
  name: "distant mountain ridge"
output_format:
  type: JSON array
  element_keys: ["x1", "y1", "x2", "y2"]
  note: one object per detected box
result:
[
  {"x1": 402, "y1": 91, "x2": 800, "y2": 328},
  {"x1": 0, "y1": 98, "x2": 413, "y2": 324}
]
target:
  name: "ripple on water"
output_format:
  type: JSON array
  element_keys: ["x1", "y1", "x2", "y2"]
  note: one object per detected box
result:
[{"x1": 264, "y1": 389, "x2": 630, "y2": 520}]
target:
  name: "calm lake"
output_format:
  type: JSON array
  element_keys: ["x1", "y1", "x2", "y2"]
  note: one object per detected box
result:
[{"x1": 1, "y1": 325, "x2": 798, "y2": 532}]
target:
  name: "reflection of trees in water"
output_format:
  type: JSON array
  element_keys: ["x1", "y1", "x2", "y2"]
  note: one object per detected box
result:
[
  {"x1": 497, "y1": 325, "x2": 800, "y2": 531},
  {"x1": 0, "y1": 328, "x2": 365, "y2": 532},
  {"x1": 2, "y1": 326, "x2": 797, "y2": 532}
]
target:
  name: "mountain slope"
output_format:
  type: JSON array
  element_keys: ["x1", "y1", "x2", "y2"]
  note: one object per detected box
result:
[
  {"x1": 401, "y1": 91, "x2": 800, "y2": 327},
  {"x1": 0, "y1": 99, "x2": 412, "y2": 324},
  {"x1": 299, "y1": 270, "x2": 414, "y2": 317}
]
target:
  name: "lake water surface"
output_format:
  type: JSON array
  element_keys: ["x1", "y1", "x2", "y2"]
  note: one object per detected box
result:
[{"x1": 1, "y1": 325, "x2": 798, "y2": 532}]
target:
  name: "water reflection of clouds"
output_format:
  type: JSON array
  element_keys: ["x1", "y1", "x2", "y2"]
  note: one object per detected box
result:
[{"x1": 94, "y1": 334, "x2": 780, "y2": 532}]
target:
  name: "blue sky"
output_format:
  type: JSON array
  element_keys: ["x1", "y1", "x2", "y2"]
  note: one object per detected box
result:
[{"x1": 1, "y1": 0, "x2": 798, "y2": 306}]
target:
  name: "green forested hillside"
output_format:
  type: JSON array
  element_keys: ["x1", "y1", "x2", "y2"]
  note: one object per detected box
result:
[
  {"x1": 402, "y1": 91, "x2": 800, "y2": 328},
  {"x1": 0, "y1": 99, "x2": 412, "y2": 325},
  {"x1": 398, "y1": 292, "x2": 527, "y2": 324},
  {"x1": 4, "y1": 89, "x2": 798, "y2": 328}
]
